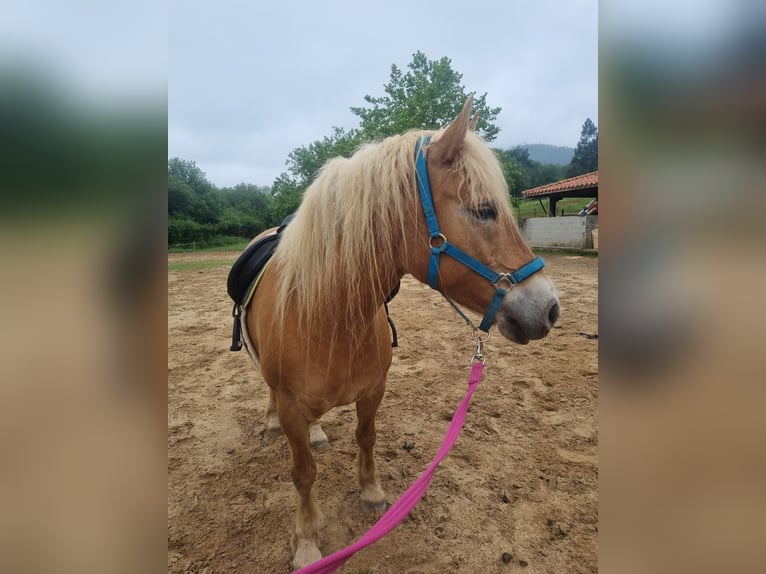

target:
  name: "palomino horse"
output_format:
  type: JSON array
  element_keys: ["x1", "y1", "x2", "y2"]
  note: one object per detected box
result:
[{"x1": 239, "y1": 97, "x2": 560, "y2": 569}]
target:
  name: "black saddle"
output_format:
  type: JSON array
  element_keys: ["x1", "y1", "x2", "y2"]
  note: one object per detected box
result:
[
  {"x1": 227, "y1": 214, "x2": 294, "y2": 351},
  {"x1": 227, "y1": 213, "x2": 294, "y2": 306}
]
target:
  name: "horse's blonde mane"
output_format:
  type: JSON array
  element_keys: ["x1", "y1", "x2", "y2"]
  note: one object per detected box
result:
[{"x1": 273, "y1": 128, "x2": 512, "y2": 335}]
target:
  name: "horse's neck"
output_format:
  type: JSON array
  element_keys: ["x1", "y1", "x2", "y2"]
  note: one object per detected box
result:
[{"x1": 332, "y1": 256, "x2": 403, "y2": 324}]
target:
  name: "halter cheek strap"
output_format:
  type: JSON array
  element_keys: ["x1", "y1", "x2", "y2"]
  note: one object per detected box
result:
[{"x1": 415, "y1": 136, "x2": 545, "y2": 333}]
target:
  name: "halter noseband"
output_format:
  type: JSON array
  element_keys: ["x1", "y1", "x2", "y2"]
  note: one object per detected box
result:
[{"x1": 415, "y1": 136, "x2": 545, "y2": 333}]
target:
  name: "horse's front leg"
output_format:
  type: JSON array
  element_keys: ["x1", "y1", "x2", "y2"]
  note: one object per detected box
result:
[
  {"x1": 265, "y1": 389, "x2": 329, "y2": 451},
  {"x1": 277, "y1": 399, "x2": 325, "y2": 570},
  {"x1": 355, "y1": 381, "x2": 387, "y2": 513}
]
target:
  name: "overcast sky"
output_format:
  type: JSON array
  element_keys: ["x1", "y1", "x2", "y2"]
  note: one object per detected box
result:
[{"x1": 169, "y1": 0, "x2": 597, "y2": 188}]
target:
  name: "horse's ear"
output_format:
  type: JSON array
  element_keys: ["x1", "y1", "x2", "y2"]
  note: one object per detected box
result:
[
  {"x1": 469, "y1": 111, "x2": 480, "y2": 132},
  {"x1": 431, "y1": 95, "x2": 473, "y2": 165}
]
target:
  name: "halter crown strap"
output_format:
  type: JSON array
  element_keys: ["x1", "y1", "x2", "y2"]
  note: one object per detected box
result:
[
  {"x1": 415, "y1": 136, "x2": 440, "y2": 240},
  {"x1": 415, "y1": 136, "x2": 444, "y2": 288},
  {"x1": 415, "y1": 135, "x2": 544, "y2": 333}
]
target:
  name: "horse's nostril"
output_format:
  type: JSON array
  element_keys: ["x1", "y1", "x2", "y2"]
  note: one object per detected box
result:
[{"x1": 548, "y1": 301, "x2": 560, "y2": 326}]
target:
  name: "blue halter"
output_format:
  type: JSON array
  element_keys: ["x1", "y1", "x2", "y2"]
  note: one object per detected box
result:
[{"x1": 415, "y1": 136, "x2": 545, "y2": 333}]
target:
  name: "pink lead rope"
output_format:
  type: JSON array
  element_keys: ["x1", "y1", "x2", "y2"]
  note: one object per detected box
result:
[{"x1": 295, "y1": 360, "x2": 485, "y2": 574}]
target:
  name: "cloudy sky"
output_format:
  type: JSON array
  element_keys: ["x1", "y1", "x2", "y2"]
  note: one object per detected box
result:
[{"x1": 169, "y1": 0, "x2": 597, "y2": 188}]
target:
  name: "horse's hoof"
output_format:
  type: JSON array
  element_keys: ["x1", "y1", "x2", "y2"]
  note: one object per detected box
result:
[
  {"x1": 359, "y1": 498, "x2": 388, "y2": 513},
  {"x1": 292, "y1": 539, "x2": 322, "y2": 570},
  {"x1": 310, "y1": 438, "x2": 330, "y2": 452},
  {"x1": 309, "y1": 424, "x2": 329, "y2": 452}
]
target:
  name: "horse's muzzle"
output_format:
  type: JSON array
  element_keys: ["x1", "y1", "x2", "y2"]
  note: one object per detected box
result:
[{"x1": 497, "y1": 283, "x2": 560, "y2": 344}]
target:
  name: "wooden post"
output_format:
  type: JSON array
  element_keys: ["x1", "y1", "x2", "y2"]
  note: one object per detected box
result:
[{"x1": 549, "y1": 197, "x2": 559, "y2": 218}]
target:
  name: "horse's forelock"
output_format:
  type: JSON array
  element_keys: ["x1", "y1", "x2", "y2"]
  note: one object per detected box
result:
[{"x1": 456, "y1": 133, "x2": 514, "y2": 222}]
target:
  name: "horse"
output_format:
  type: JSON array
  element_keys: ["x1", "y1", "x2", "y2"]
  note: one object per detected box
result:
[{"x1": 238, "y1": 97, "x2": 560, "y2": 569}]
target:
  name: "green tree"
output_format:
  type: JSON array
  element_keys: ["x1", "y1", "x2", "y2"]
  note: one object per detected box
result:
[
  {"x1": 494, "y1": 150, "x2": 528, "y2": 198},
  {"x1": 567, "y1": 118, "x2": 598, "y2": 177},
  {"x1": 167, "y1": 157, "x2": 283, "y2": 245},
  {"x1": 269, "y1": 126, "x2": 362, "y2": 222},
  {"x1": 219, "y1": 182, "x2": 274, "y2": 232},
  {"x1": 350, "y1": 51, "x2": 501, "y2": 141},
  {"x1": 535, "y1": 163, "x2": 565, "y2": 187},
  {"x1": 494, "y1": 147, "x2": 564, "y2": 198},
  {"x1": 269, "y1": 174, "x2": 306, "y2": 224},
  {"x1": 168, "y1": 174, "x2": 197, "y2": 216},
  {"x1": 168, "y1": 157, "x2": 215, "y2": 195},
  {"x1": 168, "y1": 216, "x2": 212, "y2": 244},
  {"x1": 284, "y1": 126, "x2": 362, "y2": 185},
  {"x1": 269, "y1": 51, "x2": 504, "y2": 218},
  {"x1": 167, "y1": 158, "x2": 225, "y2": 226}
]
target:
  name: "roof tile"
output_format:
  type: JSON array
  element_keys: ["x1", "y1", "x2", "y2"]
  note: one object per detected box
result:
[{"x1": 521, "y1": 171, "x2": 598, "y2": 197}]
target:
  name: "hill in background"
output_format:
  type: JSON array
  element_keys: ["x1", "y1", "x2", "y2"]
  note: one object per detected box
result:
[{"x1": 517, "y1": 143, "x2": 574, "y2": 166}]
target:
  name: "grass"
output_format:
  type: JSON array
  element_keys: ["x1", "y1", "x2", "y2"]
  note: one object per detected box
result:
[
  {"x1": 168, "y1": 236, "x2": 251, "y2": 253},
  {"x1": 534, "y1": 247, "x2": 598, "y2": 257}
]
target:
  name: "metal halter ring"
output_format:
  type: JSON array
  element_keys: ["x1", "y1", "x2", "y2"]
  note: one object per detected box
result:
[
  {"x1": 472, "y1": 328, "x2": 490, "y2": 344},
  {"x1": 493, "y1": 273, "x2": 515, "y2": 293},
  {"x1": 429, "y1": 233, "x2": 447, "y2": 250}
]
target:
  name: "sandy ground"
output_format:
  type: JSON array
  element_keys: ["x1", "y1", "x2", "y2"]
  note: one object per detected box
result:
[{"x1": 168, "y1": 251, "x2": 598, "y2": 573}]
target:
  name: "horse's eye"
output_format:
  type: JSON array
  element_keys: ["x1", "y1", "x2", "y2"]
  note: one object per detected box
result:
[{"x1": 469, "y1": 203, "x2": 497, "y2": 221}]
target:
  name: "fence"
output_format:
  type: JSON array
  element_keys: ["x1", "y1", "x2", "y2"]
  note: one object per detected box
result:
[
  {"x1": 168, "y1": 237, "x2": 251, "y2": 252},
  {"x1": 170, "y1": 241, "x2": 199, "y2": 251}
]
